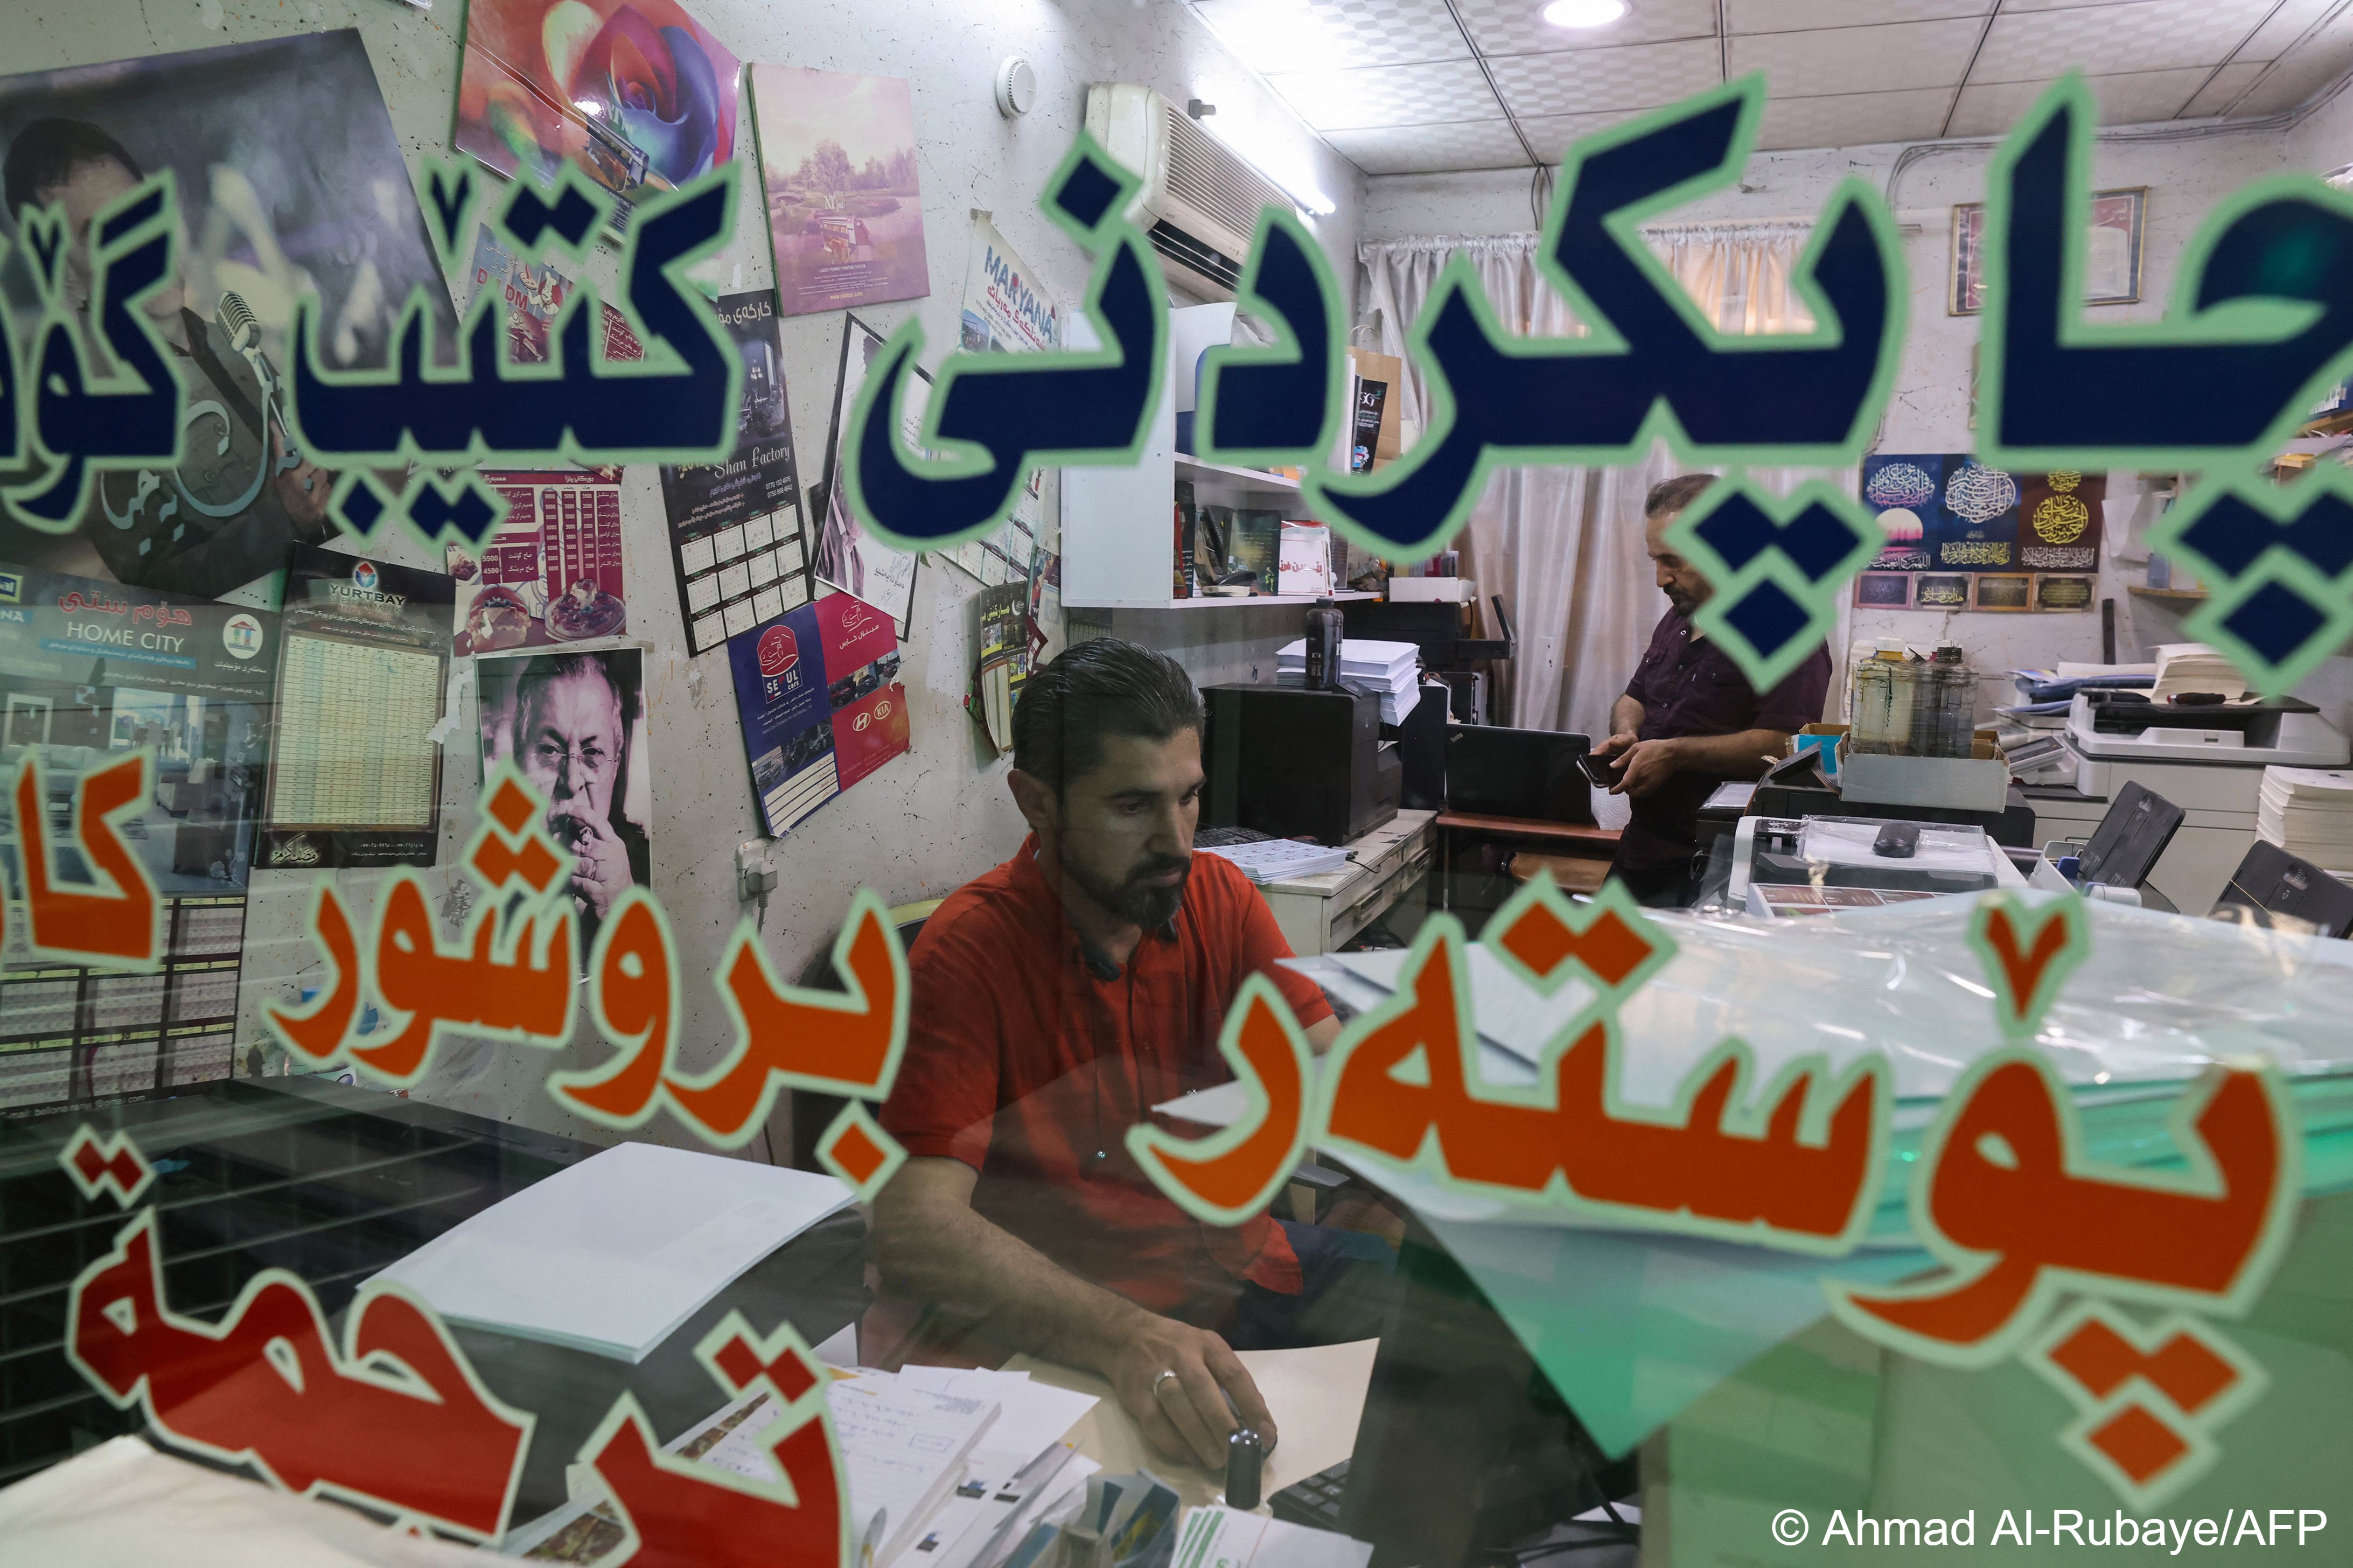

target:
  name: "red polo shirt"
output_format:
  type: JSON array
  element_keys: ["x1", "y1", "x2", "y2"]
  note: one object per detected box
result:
[{"x1": 879, "y1": 837, "x2": 1335, "y2": 1319}]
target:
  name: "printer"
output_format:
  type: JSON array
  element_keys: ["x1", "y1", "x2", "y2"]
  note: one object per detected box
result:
[
  {"x1": 1202, "y1": 683, "x2": 1400, "y2": 847},
  {"x1": 2031, "y1": 691, "x2": 2352, "y2": 913}
]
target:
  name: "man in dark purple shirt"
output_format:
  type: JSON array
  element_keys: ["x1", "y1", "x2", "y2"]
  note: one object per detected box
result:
[{"x1": 1595, "y1": 474, "x2": 1833, "y2": 904}]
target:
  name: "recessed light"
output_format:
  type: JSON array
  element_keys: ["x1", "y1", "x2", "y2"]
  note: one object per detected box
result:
[{"x1": 1541, "y1": 0, "x2": 1629, "y2": 27}]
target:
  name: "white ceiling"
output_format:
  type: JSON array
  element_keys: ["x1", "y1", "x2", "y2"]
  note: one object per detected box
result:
[{"x1": 1186, "y1": 0, "x2": 2353, "y2": 176}]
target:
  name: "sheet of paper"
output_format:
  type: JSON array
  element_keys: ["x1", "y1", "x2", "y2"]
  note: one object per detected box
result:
[
  {"x1": 1171, "y1": 1504, "x2": 1373, "y2": 1568},
  {"x1": 1000, "y1": 1340, "x2": 1377, "y2": 1507},
  {"x1": 366, "y1": 1143, "x2": 853, "y2": 1362},
  {"x1": 893, "y1": 1366, "x2": 1099, "y2": 1458}
]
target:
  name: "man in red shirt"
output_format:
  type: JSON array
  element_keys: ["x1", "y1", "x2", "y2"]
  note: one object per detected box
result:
[{"x1": 875, "y1": 639, "x2": 1386, "y2": 1471}]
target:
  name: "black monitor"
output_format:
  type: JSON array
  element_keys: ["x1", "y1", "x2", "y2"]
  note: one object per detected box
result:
[
  {"x1": 2209, "y1": 840, "x2": 2353, "y2": 938},
  {"x1": 2075, "y1": 780, "x2": 2184, "y2": 889},
  {"x1": 1335, "y1": 1215, "x2": 1633, "y2": 1565},
  {"x1": 1446, "y1": 726, "x2": 1595, "y2": 825}
]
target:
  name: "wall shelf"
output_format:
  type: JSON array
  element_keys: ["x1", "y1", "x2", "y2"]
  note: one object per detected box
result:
[
  {"x1": 1175, "y1": 454, "x2": 1305, "y2": 498},
  {"x1": 1071, "y1": 591, "x2": 1380, "y2": 612},
  {"x1": 2128, "y1": 586, "x2": 2208, "y2": 601}
]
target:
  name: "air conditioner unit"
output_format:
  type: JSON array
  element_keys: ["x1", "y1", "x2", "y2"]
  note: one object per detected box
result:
[{"x1": 1084, "y1": 83, "x2": 1293, "y2": 302}]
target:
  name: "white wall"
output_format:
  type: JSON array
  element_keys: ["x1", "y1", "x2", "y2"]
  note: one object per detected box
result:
[
  {"x1": 0, "y1": 0, "x2": 1361, "y2": 1145},
  {"x1": 1353, "y1": 120, "x2": 2353, "y2": 727}
]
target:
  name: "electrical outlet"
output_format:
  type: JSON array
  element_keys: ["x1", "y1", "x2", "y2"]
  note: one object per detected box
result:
[{"x1": 735, "y1": 841, "x2": 778, "y2": 904}]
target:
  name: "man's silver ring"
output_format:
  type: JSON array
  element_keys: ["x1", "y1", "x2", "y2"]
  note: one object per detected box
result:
[{"x1": 1151, "y1": 1369, "x2": 1179, "y2": 1396}]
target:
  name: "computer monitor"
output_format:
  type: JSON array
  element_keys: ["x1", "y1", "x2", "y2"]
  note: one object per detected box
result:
[
  {"x1": 2209, "y1": 839, "x2": 2353, "y2": 938},
  {"x1": 1445, "y1": 726, "x2": 1595, "y2": 825},
  {"x1": 1336, "y1": 1215, "x2": 1632, "y2": 1566},
  {"x1": 2075, "y1": 780, "x2": 2184, "y2": 890}
]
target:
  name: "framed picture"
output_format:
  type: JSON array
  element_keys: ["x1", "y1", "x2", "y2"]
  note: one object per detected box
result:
[
  {"x1": 1973, "y1": 573, "x2": 2033, "y2": 611},
  {"x1": 1916, "y1": 574, "x2": 1971, "y2": 610},
  {"x1": 1853, "y1": 572, "x2": 1912, "y2": 608},
  {"x1": 2035, "y1": 574, "x2": 2098, "y2": 612},
  {"x1": 1950, "y1": 187, "x2": 2145, "y2": 315}
]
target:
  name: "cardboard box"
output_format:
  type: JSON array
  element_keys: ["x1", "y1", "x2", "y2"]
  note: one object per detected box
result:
[
  {"x1": 1343, "y1": 349, "x2": 1404, "y2": 473},
  {"x1": 1837, "y1": 747, "x2": 2012, "y2": 812}
]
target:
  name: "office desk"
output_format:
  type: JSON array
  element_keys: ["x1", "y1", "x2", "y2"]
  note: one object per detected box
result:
[
  {"x1": 1254, "y1": 809, "x2": 1436, "y2": 956},
  {"x1": 1002, "y1": 1339, "x2": 1378, "y2": 1508},
  {"x1": 1433, "y1": 811, "x2": 1621, "y2": 910}
]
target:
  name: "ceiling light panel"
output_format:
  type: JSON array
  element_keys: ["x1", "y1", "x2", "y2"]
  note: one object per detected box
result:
[
  {"x1": 1723, "y1": 0, "x2": 1992, "y2": 32},
  {"x1": 1946, "y1": 66, "x2": 2212, "y2": 135},
  {"x1": 1728, "y1": 17, "x2": 1989, "y2": 95},
  {"x1": 1265, "y1": 58, "x2": 1503, "y2": 129},
  {"x1": 1328, "y1": 118, "x2": 1535, "y2": 173},
  {"x1": 1756, "y1": 87, "x2": 1954, "y2": 150},
  {"x1": 1485, "y1": 37, "x2": 1723, "y2": 116},
  {"x1": 1972, "y1": 0, "x2": 2270, "y2": 79},
  {"x1": 1455, "y1": 0, "x2": 1720, "y2": 56},
  {"x1": 1191, "y1": 0, "x2": 1472, "y2": 73}
]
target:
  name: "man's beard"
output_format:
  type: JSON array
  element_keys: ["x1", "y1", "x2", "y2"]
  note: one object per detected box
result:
[{"x1": 1059, "y1": 834, "x2": 1191, "y2": 928}]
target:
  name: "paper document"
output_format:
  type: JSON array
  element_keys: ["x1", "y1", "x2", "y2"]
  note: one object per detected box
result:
[{"x1": 367, "y1": 1142, "x2": 854, "y2": 1363}]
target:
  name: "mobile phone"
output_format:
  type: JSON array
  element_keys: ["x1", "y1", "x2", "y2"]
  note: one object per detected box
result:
[{"x1": 1577, "y1": 752, "x2": 1618, "y2": 788}]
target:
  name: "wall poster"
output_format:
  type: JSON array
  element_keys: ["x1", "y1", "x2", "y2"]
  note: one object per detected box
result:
[
  {"x1": 813, "y1": 314, "x2": 923, "y2": 634},
  {"x1": 0, "y1": 32, "x2": 454, "y2": 600},
  {"x1": 1862, "y1": 455, "x2": 2105, "y2": 591},
  {"x1": 659, "y1": 291, "x2": 813, "y2": 654},
  {"x1": 454, "y1": 0, "x2": 743, "y2": 229},
  {"x1": 727, "y1": 591, "x2": 909, "y2": 838},
  {"x1": 476, "y1": 647, "x2": 654, "y2": 963},
  {"x1": 262, "y1": 546, "x2": 454, "y2": 871},
  {"x1": 941, "y1": 215, "x2": 1058, "y2": 588},
  {"x1": 749, "y1": 65, "x2": 931, "y2": 318},
  {"x1": 448, "y1": 470, "x2": 630, "y2": 656}
]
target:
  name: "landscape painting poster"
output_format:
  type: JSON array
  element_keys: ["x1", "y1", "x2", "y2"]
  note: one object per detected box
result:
[
  {"x1": 0, "y1": 32, "x2": 453, "y2": 599},
  {"x1": 455, "y1": 0, "x2": 742, "y2": 228},
  {"x1": 749, "y1": 65, "x2": 930, "y2": 317}
]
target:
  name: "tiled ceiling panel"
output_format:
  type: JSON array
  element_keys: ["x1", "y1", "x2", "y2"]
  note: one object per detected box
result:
[
  {"x1": 1453, "y1": 0, "x2": 1719, "y2": 57},
  {"x1": 1973, "y1": 1, "x2": 2267, "y2": 80},
  {"x1": 1724, "y1": 0, "x2": 1992, "y2": 31},
  {"x1": 1486, "y1": 37, "x2": 1724, "y2": 116},
  {"x1": 2181, "y1": 59, "x2": 2274, "y2": 116},
  {"x1": 1947, "y1": 67, "x2": 2214, "y2": 137},
  {"x1": 1191, "y1": 0, "x2": 1471, "y2": 72},
  {"x1": 1728, "y1": 18, "x2": 1992, "y2": 96},
  {"x1": 1190, "y1": 0, "x2": 2353, "y2": 180},
  {"x1": 1324, "y1": 118, "x2": 1534, "y2": 173},
  {"x1": 1757, "y1": 87, "x2": 1956, "y2": 151},
  {"x1": 1264, "y1": 58, "x2": 1502, "y2": 130}
]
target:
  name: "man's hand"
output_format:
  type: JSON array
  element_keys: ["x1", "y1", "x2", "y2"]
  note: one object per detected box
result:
[
  {"x1": 1609, "y1": 737, "x2": 1683, "y2": 798},
  {"x1": 1106, "y1": 1311, "x2": 1277, "y2": 1469},
  {"x1": 1593, "y1": 729, "x2": 1640, "y2": 761},
  {"x1": 552, "y1": 807, "x2": 633, "y2": 919}
]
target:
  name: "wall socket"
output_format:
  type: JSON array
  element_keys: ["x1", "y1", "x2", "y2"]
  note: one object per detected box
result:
[{"x1": 736, "y1": 841, "x2": 778, "y2": 904}]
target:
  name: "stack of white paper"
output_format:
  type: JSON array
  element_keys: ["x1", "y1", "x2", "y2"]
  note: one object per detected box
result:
[
  {"x1": 2260, "y1": 766, "x2": 2353, "y2": 871},
  {"x1": 1198, "y1": 838, "x2": 1351, "y2": 881},
  {"x1": 1171, "y1": 1504, "x2": 1373, "y2": 1568},
  {"x1": 2150, "y1": 643, "x2": 2249, "y2": 702},
  {"x1": 1275, "y1": 638, "x2": 1421, "y2": 725},
  {"x1": 365, "y1": 1142, "x2": 855, "y2": 1362}
]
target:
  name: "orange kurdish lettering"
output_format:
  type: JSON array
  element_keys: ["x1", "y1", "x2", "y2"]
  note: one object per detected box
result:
[
  {"x1": 364, "y1": 873, "x2": 575, "y2": 1083},
  {"x1": 1127, "y1": 975, "x2": 1317, "y2": 1226},
  {"x1": 1320, "y1": 918, "x2": 1885, "y2": 1252},
  {"x1": 1829, "y1": 1054, "x2": 2299, "y2": 1364},
  {"x1": 555, "y1": 887, "x2": 681, "y2": 1126},
  {"x1": 664, "y1": 888, "x2": 909, "y2": 1149},
  {"x1": 12, "y1": 748, "x2": 160, "y2": 968},
  {"x1": 583, "y1": 1388, "x2": 847, "y2": 1568},
  {"x1": 67, "y1": 1211, "x2": 534, "y2": 1542},
  {"x1": 262, "y1": 880, "x2": 366, "y2": 1065}
]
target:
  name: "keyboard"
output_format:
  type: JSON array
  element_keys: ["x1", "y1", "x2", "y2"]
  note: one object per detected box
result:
[
  {"x1": 1269, "y1": 1458, "x2": 1349, "y2": 1532},
  {"x1": 1192, "y1": 825, "x2": 1274, "y2": 848}
]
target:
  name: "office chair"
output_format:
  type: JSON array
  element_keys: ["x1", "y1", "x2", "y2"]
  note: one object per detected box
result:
[{"x1": 785, "y1": 898, "x2": 942, "y2": 1171}]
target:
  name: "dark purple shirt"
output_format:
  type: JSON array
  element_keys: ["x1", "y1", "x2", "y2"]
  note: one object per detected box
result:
[{"x1": 1616, "y1": 607, "x2": 1831, "y2": 870}]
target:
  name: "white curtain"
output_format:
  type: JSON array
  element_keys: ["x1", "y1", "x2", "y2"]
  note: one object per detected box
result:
[{"x1": 1356, "y1": 221, "x2": 1826, "y2": 754}]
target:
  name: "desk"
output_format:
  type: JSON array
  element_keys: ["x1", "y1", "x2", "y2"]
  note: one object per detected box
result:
[
  {"x1": 1003, "y1": 1339, "x2": 1377, "y2": 1508},
  {"x1": 1433, "y1": 811, "x2": 1621, "y2": 911},
  {"x1": 1254, "y1": 809, "x2": 1435, "y2": 956}
]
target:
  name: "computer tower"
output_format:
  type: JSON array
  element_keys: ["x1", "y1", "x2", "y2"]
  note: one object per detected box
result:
[{"x1": 1203, "y1": 684, "x2": 1400, "y2": 846}]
